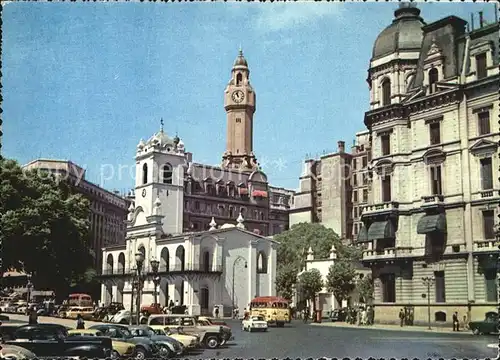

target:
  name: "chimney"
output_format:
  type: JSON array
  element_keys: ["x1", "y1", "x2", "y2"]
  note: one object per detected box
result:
[
  {"x1": 479, "y1": 11, "x2": 484, "y2": 28},
  {"x1": 338, "y1": 141, "x2": 345, "y2": 153}
]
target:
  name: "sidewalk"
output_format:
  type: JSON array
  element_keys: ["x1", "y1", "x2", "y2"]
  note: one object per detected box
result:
[
  {"x1": 6, "y1": 313, "x2": 103, "y2": 328},
  {"x1": 310, "y1": 320, "x2": 474, "y2": 335}
]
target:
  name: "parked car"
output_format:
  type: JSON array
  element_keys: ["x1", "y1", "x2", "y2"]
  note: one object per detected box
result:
[
  {"x1": 0, "y1": 344, "x2": 37, "y2": 359},
  {"x1": 111, "y1": 310, "x2": 148, "y2": 325},
  {"x1": 197, "y1": 316, "x2": 233, "y2": 344},
  {"x1": 68, "y1": 329, "x2": 136, "y2": 359},
  {"x1": 140, "y1": 303, "x2": 163, "y2": 315},
  {"x1": 242, "y1": 315, "x2": 268, "y2": 332},
  {"x1": 148, "y1": 314, "x2": 224, "y2": 349},
  {"x1": 149, "y1": 326, "x2": 201, "y2": 350},
  {"x1": 129, "y1": 325, "x2": 184, "y2": 357},
  {"x1": 4, "y1": 323, "x2": 112, "y2": 358},
  {"x1": 89, "y1": 323, "x2": 162, "y2": 359},
  {"x1": 469, "y1": 312, "x2": 499, "y2": 335},
  {"x1": 330, "y1": 308, "x2": 348, "y2": 322}
]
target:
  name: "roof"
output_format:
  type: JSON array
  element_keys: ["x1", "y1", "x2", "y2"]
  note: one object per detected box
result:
[
  {"x1": 251, "y1": 296, "x2": 289, "y2": 303},
  {"x1": 372, "y1": 5, "x2": 425, "y2": 60}
]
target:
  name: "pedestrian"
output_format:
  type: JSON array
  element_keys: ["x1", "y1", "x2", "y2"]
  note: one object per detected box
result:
[
  {"x1": 28, "y1": 309, "x2": 38, "y2": 325},
  {"x1": 452, "y1": 311, "x2": 459, "y2": 331},
  {"x1": 399, "y1": 309, "x2": 405, "y2": 327},
  {"x1": 76, "y1": 314, "x2": 85, "y2": 329},
  {"x1": 169, "y1": 299, "x2": 174, "y2": 309},
  {"x1": 361, "y1": 307, "x2": 368, "y2": 325}
]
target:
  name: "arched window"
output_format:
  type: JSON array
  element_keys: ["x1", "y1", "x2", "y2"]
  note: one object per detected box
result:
[
  {"x1": 229, "y1": 206, "x2": 234, "y2": 218},
  {"x1": 428, "y1": 68, "x2": 438, "y2": 94},
  {"x1": 163, "y1": 163, "x2": 173, "y2": 184},
  {"x1": 257, "y1": 251, "x2": 268, "y2": 274},
  {"x1": 435, "y1": 311, "x2": 446, "y2": 322},
  {"x1": 236, "y1": 73, "x2": 242, "y2": 86},
  {"x1": 260, "y1": 212, "x2": 264, "y2": 220},
  {"x1": 381, "y1": 78, "x2": 391, "y2": 106},
  {"x1": 142, "y1": 163, "x2": 148, "y2": 184}
]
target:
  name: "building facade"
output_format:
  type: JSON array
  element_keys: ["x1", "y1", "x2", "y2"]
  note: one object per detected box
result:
[
  {"x1": 126, "y1": 50, "x2": 292, "y2": 237},
  {"x1": 23, "y1": 159, "x2": 129, "y2": 270},
  {"x1": 289, "y1": 134, "x2": 371, "y2": 243},
  {"x1": 357, "y1": 5, "x2": 499, "y2": 324}
]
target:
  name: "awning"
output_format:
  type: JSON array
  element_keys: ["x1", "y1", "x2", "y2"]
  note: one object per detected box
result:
[
  {"x1": 357, "y1": 225, "x2": 369, "y2": 243},
  {"x1": 367, "y1": 220, "x2": 395, "y2": 240},
  {"x1": 417, "y1": 214, "x2": 447, "y2": 234}
]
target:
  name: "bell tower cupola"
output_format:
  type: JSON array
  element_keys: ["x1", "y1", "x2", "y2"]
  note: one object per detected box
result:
[{"x1": 222, "y1": 48, "x2": 258, "y2": 172}]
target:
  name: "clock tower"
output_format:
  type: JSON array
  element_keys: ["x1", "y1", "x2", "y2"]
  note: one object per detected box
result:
[{"x1": 222, "y1": 49, "x2": 258, "y2": 171}]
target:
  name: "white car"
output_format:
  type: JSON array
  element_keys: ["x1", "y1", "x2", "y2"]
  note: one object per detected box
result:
[{"x1": 242, "y1": 315, "x2": 268, "y2": 332}]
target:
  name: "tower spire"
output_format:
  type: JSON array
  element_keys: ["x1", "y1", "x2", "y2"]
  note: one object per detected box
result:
[{"x1": 160, "y1": 118, "x2": 164, "y2": 132}]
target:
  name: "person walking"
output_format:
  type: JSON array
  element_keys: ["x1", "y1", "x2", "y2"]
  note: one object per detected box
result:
[
  {"x1": 452, "y1": 311, "x2": 459, "y2": 331},
  {"x1": 214, "y1": 306, "x2": 220, "y2": 318},
  {"x1": 28, "y1": 309, "x2": 38, "y2": 325},
  {"x1": 76, "y1": 314, "x2": 85, "y2": 330},
  {"x1": 399, "y1": 309, "x2": 405, "y2": 327}
]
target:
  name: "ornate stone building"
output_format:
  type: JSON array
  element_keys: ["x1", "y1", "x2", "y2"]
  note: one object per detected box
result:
[
  {"x1": 126, "y1": 50, "x2": 292, "y2": 237},
  {"x1": 357, "y1": 5, "x2": 499, "y2": 324}
]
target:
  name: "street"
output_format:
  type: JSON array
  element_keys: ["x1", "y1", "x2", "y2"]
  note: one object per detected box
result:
[{"x1": 4, "y1": 315, "x2": 497, "y2": 359}]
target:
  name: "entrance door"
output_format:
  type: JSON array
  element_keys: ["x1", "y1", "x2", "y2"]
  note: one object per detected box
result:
[{"x1": 200, "y1": 288, "x2": 209, "y2": 315}]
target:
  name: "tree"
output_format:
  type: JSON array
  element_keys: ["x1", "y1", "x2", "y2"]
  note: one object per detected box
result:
[
  {"x1": 356, "y1": 274, "x2": 375, "y2": 304},
  {"x1": 0, "y1": 158, "x2": 93, "y2": 298},
  {"x1": 274, "y1": 222, "x2": 363, "y2": 301},
  {"x1": 325, "y1": 260, "x2": 356, "y2": 306},
  {"x1": 297, "y1": 268, "x2": 323, "y2": 312},
  {"x1": 275, "y1": 263, "x2": 297, "y2": 301}
]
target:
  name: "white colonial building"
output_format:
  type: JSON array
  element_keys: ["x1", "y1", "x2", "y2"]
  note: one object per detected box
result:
[{"x1": 99, "y1": 124, "x2": 278, "y2": 316}]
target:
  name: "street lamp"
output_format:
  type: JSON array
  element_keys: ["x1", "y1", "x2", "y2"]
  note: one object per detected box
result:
[
  {"x1": 422, "y1": 276, "x2": 435, "y2": 330},
  {"x1": 150, "y1": 259, "x2": 160, "y2": 306},
  {"x1": 26, "y1": 273, "x2": 33, "y2": 304},
  {"x1": 134, "y1": 252, "x2": 145, "y2": 325},
  {"x1": 232, "y1": 256, "x2": 248, "y2": 312}
]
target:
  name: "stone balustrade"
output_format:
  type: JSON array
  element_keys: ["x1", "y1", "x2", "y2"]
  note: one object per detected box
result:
[
  {"x1": 420, "y1": 195, "x2": 444, "y2": 208},
  {"x1": 473, "y1": 240, "x2": 498, "y2": 252},
  {"x1": 361, "y1": 201, "x2": 399, "y2": 216},
  {"x1": 362, "y1": 246, "x2": 424, "y2": 261}
]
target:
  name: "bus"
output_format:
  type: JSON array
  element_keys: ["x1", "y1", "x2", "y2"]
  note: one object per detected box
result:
[
  {"x1": 249, "y1": 296, "x2": 290, "y2": 327},
  {"x1": 67, "y1": 293, "x2": 93, "y2": 307}
]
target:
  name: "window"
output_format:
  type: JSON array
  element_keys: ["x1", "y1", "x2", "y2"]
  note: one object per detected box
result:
[
  {"x1": 229, "y1": 206, "x2": 234, "y2": 218},
  {"x1": 354, "y1": 223, "x2": 358, "y2": 235},
  {"x1": 429, "y1": 122, "x2": 441, "y2": 145},
  {"x1": 236, "y1": 73, "x2": 242, "y2": 86},
  {"x1": 381, "y1": 134, "x2": 391, "y2": 156},
  {"x1": 434, "y1": 271, "x2": 446, "y2": 303},
  {"x1": 352, "y1": 159, "x2": 357, "y2": 170},
  {"x1": 353, "y1": 207, "x2": 358, "y2": 218},
  {"x1": 480, "y1": 157, "x2": 493, "y2": 190},
  {"x1": 476, "y1": 53, "x2": 487, "y2": 80},
  {"x1": 142, "y1": 163, "x2": 148, "y2": 184},
  {"x1": 194, "y1": 201, "x2": 200, "y2": 210},
  {"x1": 162, "y1": 163, "x2": 173, "y2": 184},
  {"x1": 430, "y1": 165, "x2": 442, "y2": 195},
  {"x1": 484, "y1": 269, "x2": 498, "y2": 302},
  {"x1": 353, "y1": 190, "x2": 358, "y2": 202},
  {"x1": 478, "y1": 111, "x2": 491, "y2": 135},
  {"x1": 235, "y1": 118, "x2": 241, "y2": 123},
  {"x1": 353, "y1": 174, "x2": 357, "y2": 186},
  {"x1": 381, "y1": 79, "x2": 391, "y2": 106},
  {"x1": 382, "y1": 176, "x2": 391, "y2": 202},
  {"x1": 362, "y1": 156, "x2": 368, "y2": 168},
  {"x1": 362, "y1": 172, "x2": 368, "y2": 185},
  {"x1": 428, "y1": 68, "x2": 438, "y2": 94},
  {"x1": 363, "y1": 189, "x2": 368, "y2": 203},
  {"x1": 482, "y1": 210, "x2": 495, "y2": 239},
  {"x1": 218, "y1": 205, "x2": 225, "y2": 216},
  {"x1": 380, "y1": 273, "x2": 396, "y2": 303}
]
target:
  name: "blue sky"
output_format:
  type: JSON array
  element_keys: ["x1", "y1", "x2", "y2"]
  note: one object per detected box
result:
[{"x1": 2, "y1": 2, "x2": 495, "y2": 193}]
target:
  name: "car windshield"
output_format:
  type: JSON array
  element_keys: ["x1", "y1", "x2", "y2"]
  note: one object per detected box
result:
[
  {"x1": 117, "y1": 327, "x2": 133, "y2": 337},
  {"x1": 153, "y1": 329, "x2": 165, "y2": 335},
  {"x1": 252, "y1": 316, "x2": 264, "y2": 321},
  {"x1": 132, "y1": 327, "x2": 156, "y2": 337}
]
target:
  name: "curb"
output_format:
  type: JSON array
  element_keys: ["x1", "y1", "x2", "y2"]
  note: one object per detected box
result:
[{"x1": 309, "y1": 322, "x2": 474, "y2": 335}]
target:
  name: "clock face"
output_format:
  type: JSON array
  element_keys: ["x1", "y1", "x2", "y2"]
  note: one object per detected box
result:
[
  {"x1": 232, "y1": 90, "x2": 245, "y2": 103},
  {"x1": 142, "y1": 189, "x2": 146, "y2": 198}
]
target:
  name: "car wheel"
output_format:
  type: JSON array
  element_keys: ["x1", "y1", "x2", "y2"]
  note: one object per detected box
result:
[
  {"x1": 119, "y1": 319, "x2": 128, "y2": 324},
  {"x1": 220, "y1": 339, "x2": 227, "y2": 346},
  {"x1": 158, "y1": 345, "x2": 172, "y2": 358},
  {"x1": 472, "y1": 328, "x2": 481, "y2": 335},
  {"x1": 0, "y1": 345, "x2": 37, "y2": 360},
  {"x1": 205, "y1": 336, "x2": 219, "y2": 349},
  {"x1": 135, "y1": 347, "x2": 147, "y2": 360},
  {"x1": 111, "y1": 350, "x2": 120, "y2": 359}
]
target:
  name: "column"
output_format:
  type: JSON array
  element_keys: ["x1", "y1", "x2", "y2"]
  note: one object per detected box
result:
[
  {"x1": 269, "y1": 243, "x2": 277, "y2": 295},
  {"x1": 248, "y1": 240, "x2": 258, "y2": 306},
  {"x1": 215, "y1": 238, "x2": 225, "y2": 304}
]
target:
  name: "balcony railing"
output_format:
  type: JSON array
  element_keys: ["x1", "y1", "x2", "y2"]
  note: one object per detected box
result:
[
  {"x1": 361, "y1": 201, "x2": 399, "y2": 217},
  {"x1": 473, "y1": 240, "x2": 498, "y2": 253},
  {"x1": 421, "y1": 195, "x2": 444, "y2": 208},
  {"x1": 99, "y1": 263, "x2": 223, "y2": 277},
  {"x1": 362, "y1": 246, "x2": 423, "y2": 261}
]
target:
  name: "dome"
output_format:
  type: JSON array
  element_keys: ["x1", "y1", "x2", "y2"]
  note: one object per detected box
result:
[
  {"x1": 233, "y1": 49, "x2": 248, "y2": 68},
  {"x1": 372, "y1": 5, "x2": 425, "y2": 60},
  {"x1": 220, "y1": 223, "x2": 236, "y2": 229},
  {"x1": 145, "y1": 130, "x2": 175, "y2": 148}
]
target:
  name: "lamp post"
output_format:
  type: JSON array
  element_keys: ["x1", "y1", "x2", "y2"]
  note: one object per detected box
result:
[
  {"x1": 150, "y1": 259, "x2": 160, "y2": 306},
  {"x1": 135, "y1": 252, "x2": 145, "y2": 325},
  {"x1": 232, "y1": 256, "x2": 248, "y2": 312},
  {"x1": 422, "y1": 276, "x2": 435, "y2": 330},
  {"x1": 26, "y1": 273, "x2": 33, "y2": 304}
]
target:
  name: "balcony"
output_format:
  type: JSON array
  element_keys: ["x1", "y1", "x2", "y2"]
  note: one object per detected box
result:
[
  {"x1": 473, "y1": 240, "x2": 498, "y2": 254},
  {"x1": 362, "y1": 246, "x2": 423, "y2": 261},
  {"x1": 420, "y1": 195, "x2": 444, "y2": 208},
  {"x1": 98, "y1": 263, "x2": 223, "y2": 278},
  {"x1": 470, "y1": 189, "x2": 500, "y2": 202},
  {"x1": 361, "y1": 201, "x2": 399, "y2": 217}
]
